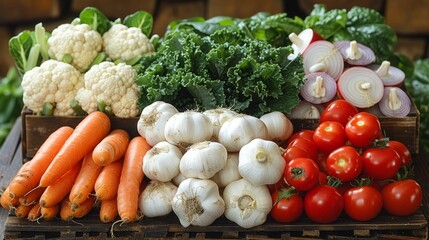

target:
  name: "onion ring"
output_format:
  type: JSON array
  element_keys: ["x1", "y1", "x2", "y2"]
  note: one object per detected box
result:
[
  {"x1": 334, "y1": 40, "x2": 376, "y2": 66},
  {"x1": 337, "y1": 67, "x2": 384, "y2": 108},
  {"x1": 303, "y1": 40, "x2": 344, "y2": 80}
]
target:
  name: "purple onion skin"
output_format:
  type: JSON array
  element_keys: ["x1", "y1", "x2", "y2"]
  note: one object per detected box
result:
[{"x1": 378, "y1": 87, "x2": 411, "y2": 117}]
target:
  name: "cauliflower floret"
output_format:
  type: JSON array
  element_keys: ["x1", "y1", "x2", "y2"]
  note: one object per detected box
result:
[
  {"x1": 75, "y1": 62, "x2": 140, "y2": 118},
  {"x1": 22, "y1": 59, "x2": 84, "y2": 116},
  {"x1": 103, "y1": 24, "x2": 154, "y2": 62},
  {"x1": 48, "y1": 23, "x2": 102, "y2": 72}
]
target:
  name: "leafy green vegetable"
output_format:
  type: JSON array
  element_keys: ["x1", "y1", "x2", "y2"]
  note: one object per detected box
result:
[
  {"x1": 79, "y1": 6, "x2": 112, "y2": 34},
  {"x1": 405, "y1": 59, "x2": 429, "y2": 151},
  {"x1": 34, "y1": 23, "x2": 50, "y2": 61},
  {"x1": 137, "y1": 19, "x2": 305, "y2": 117},
  {"x1": 304, "y1": 4, "x2": 347, "y2": 39},
  {"x1": 303, "y1": 4, "x2": 397, "y2": 62},
  {"x1": 8, "y1": 30, "x2": 39, "y2": 75},
  {"x1": 123, "y1": 11, "x2": 154, "y2": 36},
  {"x1": 0, "y1": 68, "x2": 23, "y2": 147},
  {"x1": 240, "y1": 12, "x2": 304, "y2": 47}
]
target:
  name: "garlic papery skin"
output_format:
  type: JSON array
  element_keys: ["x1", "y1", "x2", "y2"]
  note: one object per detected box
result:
[
  {"x1": 172, "y1": 178, "x2": 225, "y2": 227},
  {"x1": 218, "y1": 114, "x2": 268, "y2": 152},
  {"x1": 260, "y1": 111, "x2": 293, "y2": 143},
  {"x1": 203, "y1": 108, "x2": 238, "y2": 141},
  {"x1": 180, "y1": 141, "x2": 228, "y2": 179},
  {"x1": 164, "y1": 111, "x2": 213, "y2": 148},
  {"x1": 143, "y1": 141, "x2": 182, "y2": 182},
  {"x1": 238, "y1": 138, "x2": 285, "y2": 186},
  {"x1": 211, "y1": 153, "x2": 241, "y2": 188},
  {"x1": 138, "y1": 180, "x2": 177, "y2": 217},
  {"x1": 173, "y1": 172, "x2": 187, "y2": 186},
  {"x1": 223, "y1": 178, "x2": 272, "y2": 228},
  {"x1": 137, "y1": 101, "x2": 179, "y2": 146}
]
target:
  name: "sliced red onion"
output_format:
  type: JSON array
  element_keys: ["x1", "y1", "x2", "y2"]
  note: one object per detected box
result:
[
  {"x1": 300, "y1": 72, "x2": 337, "y2": 104},
  {"x1": 303, "y1": 40, "x2": 344, "y2": 80},
  {"x1": 288, "y1": 28, "x2": 323, "y2": 60},
  {"x1": 288, "y1": 100, "x2": 320, "y2": 119},
  {"x1": 368, "y1": 61, "x2": 405, "y2": 87},
  {"x1": 337, "y1": 67, "x2": 384, "y2": 108},
  {"x1": 334, "y1": 40, "x2": 376, "y2": 66},
  {"x1": 378, "y1": 87, "x2": 411, "y2": 117}
]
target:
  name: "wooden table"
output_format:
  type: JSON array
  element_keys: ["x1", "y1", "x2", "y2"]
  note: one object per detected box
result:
[
  {"x1": 1, "y1": 117, "x2": 429, "y2": 239},
  {"x1": 0, "y1": 117, "x2": 23, "y2": 240}
]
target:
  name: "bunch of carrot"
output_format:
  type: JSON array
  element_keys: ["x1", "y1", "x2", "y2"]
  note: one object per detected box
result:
[{"x1": 0, "y1": 111, "x2": 151, "y2": 224}]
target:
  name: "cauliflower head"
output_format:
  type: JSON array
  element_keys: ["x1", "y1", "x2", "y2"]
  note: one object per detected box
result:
[
  {"x1": 76, "y1": 62, "x2": 140, "y2": 118},
  {"x1": 48, "y1": 23, "x2": 103, "y2": 72},
  {"x1": 22, "y1": 59, "x2": 84, "y2": 116},
  {"x1": 103, "y1": 24, "x2": 154, "y2": 62}
]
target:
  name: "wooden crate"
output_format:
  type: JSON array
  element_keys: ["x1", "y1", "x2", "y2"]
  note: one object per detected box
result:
[
  {"x1": 21, "y1": 108, "x2": 140, "y2": 161},
  {"x1": 7, "y1": 112, "x2": 429, "y2": 240},
  {"x1": 4, "y1": 209, "x2": 428, "y2": 239},
  {"x1": 21, "y1": 100, "x2": 421, "y2": 160}
]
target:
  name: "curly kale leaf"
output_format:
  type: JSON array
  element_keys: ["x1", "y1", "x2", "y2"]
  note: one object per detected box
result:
[{"x1": 137, "y1": 25, "x2": 305, "y2": 116}]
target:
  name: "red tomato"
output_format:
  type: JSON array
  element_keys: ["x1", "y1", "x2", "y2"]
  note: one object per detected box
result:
[
  {"x1": 382, "y1": 179, "x2": 422, "y2": 216},
  {"x1": 286, "y1": 130, "x2": 315, "y2": 145},
  {"x1": 326, "y1": 146, "x2": 362, "y2": 182},
  {"x1": 318, "y1": 171, "x2": 327, "y2": 185},
  {"x1": 313, "y1": 121, "x2": 347, "y2": 153},
  {"x1": 304, "y1": 185, "x2": 344, "y2": 223},
  {"x1": 315, "y1": 152, "x2": 329, "y2": 174},
  {"x1": 267, "y1": 177, "x2": 289, "y2": 193},
  {"x1": 282, "y1": 146, "x2": 310, "y2": 163},
  {"x1": 270, "y1": 188, "x2": 304, "y2": 223},
  {"x1": 284, "y1": 157, "x2": 319, "y2": 191},
  {"x1": 344, "y1": 186, "x2": 383, "y2": 221},
  {"x1": 320, "y1": 99, "x2": 358, "y2": 127},
  {"x1": 287, "y1": 138, "x2": 318, "y2": 161},
  {"x1": 361, "y1": 147, "x2": 401, "y2": 180},
  {"x1": 386, "y1": 140, "x2": 412, "y2": 167},
  {"x1": 345, "y1": 112, "x2": 381, "y2": 148}
]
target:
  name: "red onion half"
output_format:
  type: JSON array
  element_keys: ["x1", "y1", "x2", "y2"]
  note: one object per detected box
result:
[
  {"x1": 368, "y1": 61, "x2": 405, "y2": 87},
  {"x1": 337, "y1": 67, "x2": 384, "y2": 108},
  {"x1": 288, "y1": 28, "x2": 323, "y2": 60},
  {"x1": 378, "y1": 87, "x2": 411, "y2": 117},
  {"x1": 334, "y1": 40, "x2": 376, "y2": 66},
  {"x1": 300, "y1": 72, "x2": 337, "y2": 104},
  {"x1": 303, "y1": 40, "x2": 344, "y2": 80}
]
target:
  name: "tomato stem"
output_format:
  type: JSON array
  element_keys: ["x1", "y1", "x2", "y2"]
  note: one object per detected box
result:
[
  {"x1": 371, "y1": 137, "x2": 390, "y2": 148},
  {"x1": 274, "y1": 186, "x2": 297, "y2": 205},
  {"x1": 290, "y1": 167, "x2": 305, "y2": 179},
  {"x1": 326, "y1": 175, "x2": 342, "y2": 188}
]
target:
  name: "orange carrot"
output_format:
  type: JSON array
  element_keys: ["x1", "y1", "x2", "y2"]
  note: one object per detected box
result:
[
  {"x1": 117, "y1": 136, "x2": 151, "y2": 223},
  {"x1": 1, "y1": 187, "x2": 19, "y2": 210},
  {"x1": 8, "y1": 126, "x2": 74, "y2": 198},
  {"x1": 14, "y1": 203, "x2": 33, "y2": 218},
  {"x1": 39, "y1": 111, "x2": 110, "y2": 187},
  {"x1": 39, "y1": 162, "x2": 82, "y2": 208},
  {"x1": 71, "y1": 195, "x2": 96, "y2": 218},
  {"x1": 19, "y1": 187, "x2": 46, "y2": 206},
  {"x1": 92, "y1": 129, "x2": 129, "y2": 166},
  {"x1": 94, "y1": 160, "x2": 123, "y2": 201},
  {"x1": 60, "y1": 195, "x2": 95, "y2": 221},
  {"x1": 69, "y1": 153, "x2": 102, "y2": 206},
  {"x1": 27, "y1": 202, "x2": 41, "y2": 221},
  {"x1": 100, "y1": 198, "x2": 118, "y2": 223},
  {"x1": 59, "y1": 195, "x2": 73, "y2": 221},
  {"x1": 40, "y1": 205, "x2": 60, "y2": 221}
]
